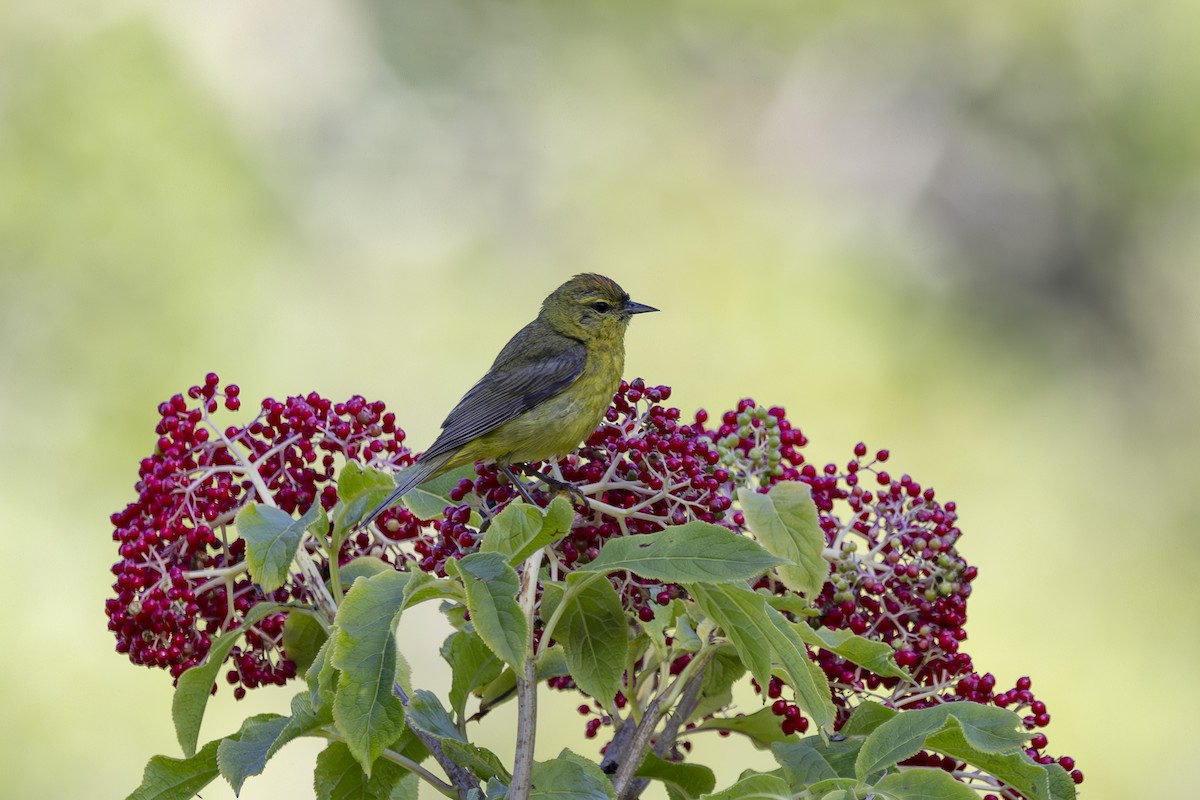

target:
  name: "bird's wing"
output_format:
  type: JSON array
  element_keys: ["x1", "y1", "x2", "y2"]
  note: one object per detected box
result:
[{"x1": 420, "y1": 334, "x2": 588, "y2": 462}]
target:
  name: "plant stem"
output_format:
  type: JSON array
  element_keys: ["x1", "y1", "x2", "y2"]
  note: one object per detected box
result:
[
  {"x1": 609, "y1": 643, "x2": 717, "y2": 800},
  {"x1": 391, "y1": 682, "x2": 480, "y2": 797},
  {"x1": 510, "y1": 548, "x2": 545, "y2": 800},
  {"x1": 321, "y1": 726, "x2": 457, "y2": 798}
]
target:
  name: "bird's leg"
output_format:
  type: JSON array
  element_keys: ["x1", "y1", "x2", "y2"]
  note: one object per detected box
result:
[
  {"x1": 499, "y1": 464, "x2": 542, "y2": 506},
  {"x1": 520, "y1": 464, "x2": 589, "y2": 508}
]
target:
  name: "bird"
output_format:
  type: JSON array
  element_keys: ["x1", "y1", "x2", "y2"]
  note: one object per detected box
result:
[{"x1": 358, "y1": 273, "x2": 657, "y2": 530}]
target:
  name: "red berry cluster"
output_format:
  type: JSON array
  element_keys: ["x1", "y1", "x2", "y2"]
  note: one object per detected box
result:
[
  {"x1": 440, "y1": 381, "x2": 1079, "y2": 791},
  {"x1": 107, "y1": 376, "x2": 1078, "y2": 792},
  {"x1": 106, "y1": 374, "x2": 414, "y2": 696}
]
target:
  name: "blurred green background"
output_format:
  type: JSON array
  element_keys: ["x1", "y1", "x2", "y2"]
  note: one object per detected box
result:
[{"x1": 2, "y1": 0, "x2": 1197, "y2": 797}]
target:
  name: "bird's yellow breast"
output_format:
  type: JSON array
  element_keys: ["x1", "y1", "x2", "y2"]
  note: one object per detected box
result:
[{"x1": 458, "y1": 339, "x2": 625, "y2": 467}]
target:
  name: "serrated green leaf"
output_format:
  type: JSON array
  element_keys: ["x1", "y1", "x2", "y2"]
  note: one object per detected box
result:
[
  {"x1": 738, "y1": 482, "x2": 827, "y2": 598},
  {"x1": 407, "y1": 689, "x2": 465, "y2": 743},
  {"x1": 840, "y1": 701, "x2": 897, "y2": 737},
  {"x1": 283, "y1": 610, "x2": 329, "y2": 674},
  {"x1": 763, "y1": 592, "x2": 818, "y2": 619},
  {"x1": 307, "y1": 638, "x2": 339, "y2": 717},
  {"x1": 314, "y1": 741, "x2": 417, "y2": 800},
  {"x1": 442, "y1": 739, "x2": 513, "y2": 784},
  {"x1": 236, "y1": 501, "x2": 321, "y2": 593},
  {"x1": 539, "y1": 581, "x2": 565, "y2": 627},
  {"x1": 635, "y1": 752, "x2": 716, "y2": 799},
  {"x1": 126, "y1": 739, "x2": 222, "y2": 800},
  {"x1": 530, "y1": 750, "x2": 616, "y2": 800},
  {"x1": 482, "y1": 497, "x2": 574, "y2": 565},
  {"x1": 559, "y1": 573, "x2": 628, "y2": 704},
  {"x1": 924, "y1": 725, "x2": 1054, "y2": 800},
  {"x1": 337, "y1": 557, "x2": 393, "y2": 590},
  {"x1": 770, "y1": 740, "x2": 837, "y2": 789},
  {"x1": 578, "y1": 522, "x2": 787, "y2": 583},
  {"x1": 700, "y1": 772, "x2": 790, "y2": 800},
  {"x1": 216, "y1": 713, "x2": 289, "y2": 794},
  {"x1": 1044, "y1": 762, "x2": 1078, "y2": 800},
  {"x1": 856, "y1": 703, "x2": 1028, "y2": 780},
  {"x1": 447, "y1": 553, "x2": 528, "y2": 672},
  {"x1": 874, "y1": 766, "x2": 980, "y2": 799},
  {"x1": 443, "y1": 631, "x2": 503, "y2": 721},
  {"x1": 337, "y1": 462, "x2": 397, "y2": 529},
  {"x1": 692, "y1": 707, "x2": 794, "y2": 750},
  {"x1": 792, "y1": 624, "x2": 909, "y2": 680},
  {"x1": 688, "y1": 584, "x2": 835, "y2": 730},
  {"x1": 781, "y1": 736, "x2": 864, "y2": 780},
  {"x1": 275, "y1": 690, "x2": 331, "y2": 753},
  {"x1": 173, "y1": 602, "x2": 283, "y2": 757},
  {"x1": 403, "y1": 570, "x2": 462, "y2": 607},
  {"x1": 486, "y1": 777, "x2": 510, "y2": 800},
  {"x1": 331, "y1": 570, "x2": 412, "y2": 775},
  {"x1": 806, "y1": 779, "x2": 858, "y2": 798},
  {"x1": 399, "y1": 464, "x2": 478, "y2": 521}
]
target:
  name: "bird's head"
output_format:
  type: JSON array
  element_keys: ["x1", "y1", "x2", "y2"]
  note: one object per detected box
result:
[{"x1": 540, "y1": 273, "x2": 658, "y2": 342}]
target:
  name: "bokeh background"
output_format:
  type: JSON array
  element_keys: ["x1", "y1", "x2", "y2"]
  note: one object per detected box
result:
[{"x1": 2, "y1": 1, "x2": 1197, "y2": 798}]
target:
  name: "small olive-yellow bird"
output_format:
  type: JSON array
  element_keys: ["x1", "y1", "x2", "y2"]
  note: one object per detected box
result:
[{"x1": 359, "y1": 274, "x2": 657, "y2": 528}]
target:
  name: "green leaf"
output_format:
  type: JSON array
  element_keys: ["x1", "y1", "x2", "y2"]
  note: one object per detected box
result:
[
  {"x1": 635, "y1": 752, "x2": 716, "y2": 799},
  {"x1": 442, "y1": 739, "x2": 513, "y2": 785},
  {"x1": 840, "y1": 701, "x2": 897, "y2": 737},
  {"x1": 700, "y1": 772, "x2": 790, "y2": 800},
  {"x1": 447, "y1": 553, "x2": 528, "y2": 672},
  {"x1": 530, "y1": 750, "x2": 616, "y2": 800},
  {"x1": 482, "y1": 497, "x2": 574, "y2": 565},
  {"x1": 331, "y1": 570, "x2": 412, "y2": 775},
  {"x1": 688, "y1": 584, "x2": 835, "y2": 730},
  {"x1": 856, "y1": 703, "x2": 1029, "y2": 780},
  {"x1": 558, "y1": 573, "x2": 628, "y2": 704},
  {"x1": 577, "y1": 522, "x2": 787, "y2": 583},
  {"x1": 797, "y1": 736, "x2": 864, "y2": 780},
  {"x1": 314, "y1": 741, "x2": 417, "y2": 800},
  {"x1": 770, "y1": 740, "x2": 837, "y2": 789},
  {"x1": 126, "y1": 739, "x2": 222, "y2": 800},
  {"x1": 1044, "y1": 762, "x2": 1079, "y2": 800},
  {"x1": 924, "y1": 725, "x2": 1055, "y2": 800},
  {"x1": 335, "y1": 462, "x2": 398, "y2": 531},
  {"x1": 399, "y1": 464, "x2": 478, "y2": 521},
  {"x1": 791, "y1": 624, "x2": 909, "y2": 680},
  {"x1": 173, "y1": 602, "x2": 283, "y2": 757},
  {"x1": 407, "y1": 689, "x2": 465, "y2": 743},
  {"x1": 874, "y1": 767, "x2": 980, "y2": 799},
  {"x1": 307, "y1": 638, "x2": 339, "y2": 717},
  {"x1": 283, "y1": 610, "x2": 329, "y2": 674},
  {"x1": 403, "y1": 571, "x2": 463, "y2": 607},
  {"x1": 805, "y1": 779, "x2": 858, "y2": 798},
  {"x1": 276, "y1": 690, "x2": 333, "y2": 751},
  {"x1": 236, "y1": 501, "x2": 321, "y2": 593},
  {"x1": 215, "y1": 713, "x2": 289, "y2": 794},
  {"x1": 738, "y1": 482, "x2": 827, "y2": 598},
  {"x1": 692, "y1": 707, "x2": 793, "y2": 749},
  {"x1": 337, "y1": 556, "x2": 393, "y2": 589},
  {"x1": 443, "y1": 631, "x2": 504, "y2": 721}
]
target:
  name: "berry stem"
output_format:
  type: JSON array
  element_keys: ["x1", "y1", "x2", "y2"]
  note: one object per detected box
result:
[
  {"x1": 210, "y1": 417, "x2": 340, "y2": 622},
  {"x1": 510, "y1": 547, "x2": 545, "y2": 800}
]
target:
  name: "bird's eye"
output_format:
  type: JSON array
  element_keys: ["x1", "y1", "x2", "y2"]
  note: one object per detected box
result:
[{"x1": 591, "y1": 301, "x2": 611, "y2": 313}]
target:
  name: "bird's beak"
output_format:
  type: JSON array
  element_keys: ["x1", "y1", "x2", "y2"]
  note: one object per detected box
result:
[{"x1": 623, "y1": 300, "x2": 659, "y2": 315}]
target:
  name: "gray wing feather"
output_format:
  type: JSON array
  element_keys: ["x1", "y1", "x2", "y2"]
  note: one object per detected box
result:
[{"x1": 420, "y1": 326, "x2": 587, "y2": 461}]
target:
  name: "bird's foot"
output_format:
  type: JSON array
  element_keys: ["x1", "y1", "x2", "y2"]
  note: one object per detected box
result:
[{"x1": 520, "y1": 465, "x2": 590, "y2": 508}]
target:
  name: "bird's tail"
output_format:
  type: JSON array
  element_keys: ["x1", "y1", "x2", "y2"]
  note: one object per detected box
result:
[{"x1": 357, "y1": 452, "x2": 453, "y2": 531}]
